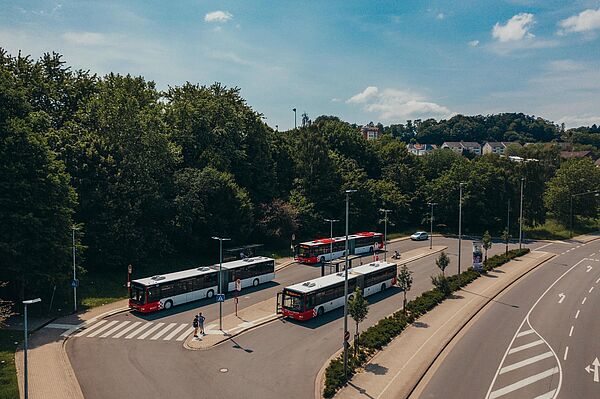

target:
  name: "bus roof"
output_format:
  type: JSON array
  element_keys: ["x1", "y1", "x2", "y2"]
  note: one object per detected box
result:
[
  {"x1": 132, "y1": 256, "x2": 275, "y2": 287},
  {"x1": 284, "y1": 260, "x2": 396, "y2": 294},
  {"x1": 299, "y1": 231, "x2": 382, "y2": 247}
]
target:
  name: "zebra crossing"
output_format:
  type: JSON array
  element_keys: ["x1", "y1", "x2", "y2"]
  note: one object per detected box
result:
[
  {"x1": 72, "y1": 319, "x2": 194, "y2": 342},
  {"x1": 486, "y1": 320, "x2": 560, "y2": 399}
]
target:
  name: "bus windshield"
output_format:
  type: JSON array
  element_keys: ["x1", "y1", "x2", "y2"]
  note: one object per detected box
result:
[
  {"x1": 298, "y1": 245, "x2": 314, "y2": 258},
  {"x1": 283, "y1": 290, "x2": 305, "y2": 312},
  {"x1": 130, "y1": 283, "x2": 146, "y2": 304}
]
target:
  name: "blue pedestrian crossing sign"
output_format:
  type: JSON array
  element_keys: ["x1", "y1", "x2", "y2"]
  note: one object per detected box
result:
[
  {"x1": 216, "y1": 294, "x2": 225, "y2": 302},
  {"x1": 71, "y1": 279, "x2": 79, "y2": 288}
]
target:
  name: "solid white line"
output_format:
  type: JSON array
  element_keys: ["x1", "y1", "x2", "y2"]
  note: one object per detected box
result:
[
  {"x1": 125, "y1": 323, "x2": 153, "y2": 339},
  {"x1": 176, "y1": 327, "x2": 194, "y2": 341},
  {"x1": 596, "y1": 277, "x2": 600, "y2": 284},
  {"x1": 508, "y1": 339, "x2": 544, "y2": 354},
  {"x1": 499, "y1": 352, "x2": 553, "y2": 374},
  {"x1": 137, "y1": 323, "x2": 164, "y2": 339},
  {"x1": 45, "y1": 323, "x2": 78, "y2": 329},
  {"x1": 489, "y1": 367, "x2": 559, "y2": 399},
  {"x1": 575, "y1": 310, "x2": 580, "y2": 319},
  {"x1": 163, "y1": 324, "x2": 187, "y2": 340},
  {"x1": 100, "y1": 320, "x2": 130, "y2": 338},
  {"x1": 591, "y1": 253, "x2": 596, "y2": 257},
  {"x1": 112, "y1": 321, "x2": 141, "y2": 338},
  {"x1": 535, "y1": 389, "x2": 557, "y2": 399},
  {"x1": 581, "y1": 297, "x2": 587, "y2": 305},
  {"x1": 151, "y1": 322, "x2": 177, "y2": 340},
  {"x1": 86, "y1": 320, "x2": 119, "y2": 338},
  {"x1": 563, "y1": 346, "x2": 569, "y2": 361},
  {"x1": 516, "y1": 329, "x2": 535, "y2": 337},
  {"x1": 74, "y1": 320, "x2": 108, "y2": 337},
  {"x1": 535, "y1": 243, "x2": 553, "y2": 251},
  {"x1": 569, "y1": 326, "x2": 574, "y2": 337},
  {"x1": 590, "y1": 287, "x2": 595, "y2": 293}
]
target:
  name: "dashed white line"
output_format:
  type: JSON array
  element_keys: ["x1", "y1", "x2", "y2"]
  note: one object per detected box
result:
[
  {"x1": 590, "y1": 287, "x2": 595, "y2": 293},
  {"x1": 535, "y1": 389, "x2": 557, "y2": 399},
  {"x1": 596, "y1": 277, "x2": 600, "y2": 284},
  {"x1": 569, "y1": 326, "x2": 574, "y2": 337},
  {"x1": 489, "y1": 367, "x2": 559, "y2": 399},
  {"x1": 499, "y1": 352, "x2": 554, "y2": 374},
  {"x1": 516, "y1": 329, "x2": 535, "y2": 337},
  {"x1": 563, "y1": 346, "x2": 569, "y2": 361},
  {"x1": 508, "y1": 339, "x2": 544, "y2": 354},
  {"x1": 581, "y1": 297, "x2": 587, "y2": 305},
  {"x1": 575, "y1": 310, "x2": 580, "y2": 319}
]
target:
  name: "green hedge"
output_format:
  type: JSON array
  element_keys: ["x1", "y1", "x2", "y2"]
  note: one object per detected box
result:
[{"x1": 322, "y1": 247, "x2": 530, "y2": 398}]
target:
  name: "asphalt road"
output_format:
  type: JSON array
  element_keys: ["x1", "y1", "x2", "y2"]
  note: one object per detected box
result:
[
  {"x1": 417, "y1": 239, "x2": 600, "y2": 399},
  {"x1": 66, "y1": 236, "x2": 540, "y2": 399}
]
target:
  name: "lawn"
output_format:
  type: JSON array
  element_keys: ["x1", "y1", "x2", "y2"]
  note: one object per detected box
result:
[
  {"x1": 0, "y1": 329, "x2": 21, "y2": 399},
  {"x1": 524, "y1": 217, "x2": 599, "y2": 240}
]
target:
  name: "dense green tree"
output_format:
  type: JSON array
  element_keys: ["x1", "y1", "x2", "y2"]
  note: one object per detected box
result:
[
  {"x1": 348, "y1": 287, "x2": 369, "y2": 355},
  {"x1": 397, "y1": 265, "x2": 413, "y2": 314}
]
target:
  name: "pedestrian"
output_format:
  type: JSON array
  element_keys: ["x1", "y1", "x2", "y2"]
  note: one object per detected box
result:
[
  {"x1": 192, "y1": 315, "x2": 199, "y2": 338},
  {"x1": 198, "y1": 312, "x2": 206, "y2": 335}
]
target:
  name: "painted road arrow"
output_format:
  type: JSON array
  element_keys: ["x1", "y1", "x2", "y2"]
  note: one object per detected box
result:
[
  {"x1": 587, "y1": 265, "x2": 593, "y2": 273},
  {"x1": 584, "y1": 357, "x2": 600, "y2": 383},
  {"x1": 558, "y1": 293, "x2": 565, "y2": 303}
]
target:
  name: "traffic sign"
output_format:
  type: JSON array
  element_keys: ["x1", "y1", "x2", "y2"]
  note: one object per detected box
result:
[
  {"x1": 216, "y1": 294, "x2": 225, "y2": 302},
  {"x1": 71, "y1": 279, "x2": 79, "y2": 288},
  {"x1": 344, "y1": 330, "x2": 350, "y2": 341}
]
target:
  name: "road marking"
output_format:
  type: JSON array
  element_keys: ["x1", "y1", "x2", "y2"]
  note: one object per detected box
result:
[
  {"x1": 176, "y1": 327, "x2": 194, "y2": 341},
  {"x1": 557, "y1": 293, "x2": 565, "y2": 304},
  {"x1": 591, "y1": 253, "x2": 596, "y2": 257},
  {"x1": 163, "y1": 324, "x2": 187, "y2": 340},
  {"x1": 585, "y1": 357, "x2": 600, "y2": 383},
  {"x1": 499, "y1": 352, "x2": 554, "y2": 374},
  {"x1": 125, "y1": 322, "x2": 153, "y2": 339},
  {"x1": 489, "y1": 367, "x2": 559, "y2": 399},
  {"x1": 100, "y1": 320, "x2": 130, "y2": 338},
  {"x1": 590, "y1": 287, "x2": 595, "y2": 293},
  {"x1": 535, "y1": 243, "x2": 553, "y2": 251},
  {"x1": 137, "y1": 323, "x2": 164, "y2": 340},
  {"x1": 582, "y1": 297, "x2": 587, "y2": 305},
  {"x1": 516, "y1": 329, "x2": 535, "y2": 337},
  {"x1": 535, "y1": 389, "x2": 557, "y2": 399},
  {"x1": 569, "y1": 326, "x2": 574, "y2": 337},
  {"x1": 508, "y1": 339, "x2": 544, "y2": 354},
  {"x1": 596, "y1": 277, "x2": 600, "y2": 284},
  {"x1": 86, "y1": 320, "x2": 119, "y2": 338},
  {"x1": 575, "y1": 310, "x2": 580, "y2": 319},
  {"x1": 74, "y1": 320, "x2": 107, "y2": 337},
  {"x1": 587, "y1": 266, "x2": 593, "y2": 272},
  {"x1": 564, "y1": 346, "x2": 569, "y2": 361},
  {"x1": 112, "y1": 321, "x2": 141, "y2": 338},
  {"x1": 151, "y1": 322, "x2": 177, "y2": 340}
]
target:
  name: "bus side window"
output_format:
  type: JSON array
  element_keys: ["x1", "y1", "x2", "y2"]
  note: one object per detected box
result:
[{"x1": 307, "y1": 294, "x2": 315, "y2": 309}]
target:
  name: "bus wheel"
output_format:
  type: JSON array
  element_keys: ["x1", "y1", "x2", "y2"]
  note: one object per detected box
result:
[
  {"x1": 207, "y1": 290, "x2": 214, "y2": 299},
  {"x1": 381, "y1": 283, "x2": 386, "y2": 292},
  {"x1": 317, "y1": 307, "x2": 324, "y2": 317},
  {"x1": 163, "y1": 300, "x2": 173, "y2": 310},
  {"x1": 253, "y1": 278, "x2": 259, "y2": 287}
]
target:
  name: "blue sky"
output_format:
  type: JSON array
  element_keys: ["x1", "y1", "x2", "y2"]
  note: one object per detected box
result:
[{"x1": 2, "y1": 1, "x2": 600, "y2": 129}]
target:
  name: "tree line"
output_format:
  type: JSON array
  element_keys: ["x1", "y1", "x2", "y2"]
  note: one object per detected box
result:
[{"x1": 1, "y1": 49, "x2": 599, "y2": 307}]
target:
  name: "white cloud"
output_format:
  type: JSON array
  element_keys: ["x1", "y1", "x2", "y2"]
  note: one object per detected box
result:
[
  {"x1": 346, "y1": 86, "x2": 450, "y2": 121},
  {"x1": 556, "y1": 114, "x2": 600, "y2": 127},
  {"x1": 62, "y1": 31, "x2": 108, "y2": 46},
  {"x1": 547, "y1": 59, "x2": 585, "y2": 72},
  {"x1": 204, "y1": 11, "x2": 233, "y2": 23},
  {"x1": 468, "y1": 40, "x2": 480, "y2": 47},
  {"x1": 492, "y1": 13, "x2": 535, "y2": 42},
  {"x1": 557, "y1": 8, "x2": 600, "y2": 35},
  {"x1": 436, "y1": 13, "x2": 445, "y2": 20}
]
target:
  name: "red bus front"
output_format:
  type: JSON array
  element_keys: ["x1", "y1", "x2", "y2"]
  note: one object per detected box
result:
[
  {"x1": 295, "y1": 244, "x2": 319, "y2": 264},
  {"x1": 129, "y1": 283, "x2": 161, "y2": 313},
  {"x1": 281, "y1": 289, "x2": 315, "y2": 321}
]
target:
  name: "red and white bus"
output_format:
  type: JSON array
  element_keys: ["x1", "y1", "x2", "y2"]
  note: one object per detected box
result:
[
  {"x1": 129, "y1": 256, "x2": 275, "y2": 313},
  {"x1": 280, "y1": 260, "x2": 397, "y2": 321},
  {"x1": 295, "y1": 231, "x2": 384, "y2": 264}
]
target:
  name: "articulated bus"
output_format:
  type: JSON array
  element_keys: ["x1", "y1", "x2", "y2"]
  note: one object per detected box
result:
[
  {"x1": 129, "y1": 256, "x2": 275, "y2": 313},
  {"x1": 279, "y1": 260, "x2": 397, "y2": 321},
  {"x1": 295, "y1": 231, "x2": 384, "y2": 264}
]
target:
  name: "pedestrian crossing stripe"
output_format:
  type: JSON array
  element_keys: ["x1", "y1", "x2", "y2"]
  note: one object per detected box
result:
[{"x1": 72, "y1": 320, "x2": 194, "y2": 342}]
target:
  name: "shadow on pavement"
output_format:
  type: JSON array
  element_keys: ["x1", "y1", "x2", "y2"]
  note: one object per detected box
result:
[{"x1": 365, "y1": 363, "x2": 388, "y2": 375}]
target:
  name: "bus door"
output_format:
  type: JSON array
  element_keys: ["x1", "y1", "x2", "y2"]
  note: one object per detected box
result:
[
  {"x1": 276, "y1": 292, "x2": 283, "y2": 314},
  {"x1": 348, "y1": 238, "x2": 357, "y2": 255},
  {"x1": 356, "y1": 275, "x2": 365, "y2": 294}
]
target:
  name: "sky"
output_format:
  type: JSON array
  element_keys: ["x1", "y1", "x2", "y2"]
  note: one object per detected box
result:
[{"x1": 2, "y1": 0, "x2": 600, "y2": 130}]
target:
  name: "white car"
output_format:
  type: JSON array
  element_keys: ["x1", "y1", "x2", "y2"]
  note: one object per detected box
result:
[{"x1": 410, "y1": 231, "x2": 429, "y2": 241}]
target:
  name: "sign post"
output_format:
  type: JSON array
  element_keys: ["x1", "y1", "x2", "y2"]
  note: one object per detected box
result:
[
  {"x1": 235, "y1": 278, "x2": 241, "y2": 316},
  {"x1": 127, "y1": 264, "x2": 132, "y2": 295}
]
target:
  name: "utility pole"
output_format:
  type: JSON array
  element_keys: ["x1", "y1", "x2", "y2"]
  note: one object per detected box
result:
[
  {"x1": 293, "y1": 108, "x2": 297, "y2": 129},
  {"x1": 212, "y1": 236, "x2": 231, "y2": 330},
  {"x1": 379, "y1": 209, "x2": 391, "y2": 261},
  {"x1": 458, "y1": 183, "x2": 464, "y2": 275},
  {"x1": 519, "y1": 178, "x2": 524, "y2": 249},
  {"x1": 343, "y1": 189, "x2": 356, "y2": 382},
  {"x1": 427, "y1": 202, "x2": 437, "y2": 250},
  {"x1": 23, "y1": 298, "x2": 41, "y2": 399}
]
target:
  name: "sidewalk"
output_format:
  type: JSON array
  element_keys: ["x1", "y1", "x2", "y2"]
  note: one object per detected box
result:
[{"x1": 332, "y1": 250, "x2": 555, "y2": 399}]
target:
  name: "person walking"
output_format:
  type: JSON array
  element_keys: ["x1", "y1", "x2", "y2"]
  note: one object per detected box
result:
[
  {"x1": 197, "y1": 312, "x2": 206, "y2": 336},
  {"x1": 192, "y1": 315, "x2": 199, "y2": 338}
]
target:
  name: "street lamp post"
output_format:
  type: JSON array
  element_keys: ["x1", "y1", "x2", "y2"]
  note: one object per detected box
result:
[
  {"x1": 379, "y1": 209, "x2": 391, "y2": 260},
  {"x1": 293, "y1": 108, "x2": 297, "y2": 129},
  {"x1": 324, "y1": 218, "x2": 340, "y2": 264},
  {"x1": 458, "y1": 183, "x2": 464, "y2": 275},
  {"x1": 427, "y1": 202, "x2": 437, "y2": 250},
  {"x1": 212, "y1": 236, "x2": 231, "y2": 331},
  {"x1": 343, "y1": 189, "x2": 356, "y2": 382},
  {"x1": 72, "y1": 227, "x2": 77, "y2": 313},
  {"x1": 519, "y1": 178, "x2": 524, "y2": 249},
  {"x1": 506, "y1": 198, "x2": 510, "y2": 254},
  {"x1": 23, "y1": 298, "x2": 41, "y2": 399}
]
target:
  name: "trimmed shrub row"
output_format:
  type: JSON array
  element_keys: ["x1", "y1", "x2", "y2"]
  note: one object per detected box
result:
[{"x1": 323, "y1": 247, "x2": 531, "y2": 398}]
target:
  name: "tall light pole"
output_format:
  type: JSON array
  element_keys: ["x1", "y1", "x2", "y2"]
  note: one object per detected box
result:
[
  {"x1": 212, "y1": 236, "x2": 231, "y2": 331},
  {"x1": 293, "y1": 108, "x2": 297, "y2": 129},
  {"x1": 458, "y1": 183, "x2": 464, "y2": 276},
  {"x1": 23, "y1": 298, "x2": 41, "y2": 399},
  {"x1": 427, "y1": 202, "x2": 437, "y2": 250},
  {"x1": 343, "y1": 189, "x2": 357, "y2": 382},
  {"x1": 379, "y1": 209, "x2": 391, "y2": 260},
  {"x1": 506, "y1": 198, "x2": 510, "y2": 254},
  {"x1": 72, "y1": 227, "x2": 77, "y2": 313},
  {"x1": 519, "y1": 178, "x2": 524, "y2": 249},
  {"x1": 324, "y1": 218, "x2": 340, "y2": 263}
]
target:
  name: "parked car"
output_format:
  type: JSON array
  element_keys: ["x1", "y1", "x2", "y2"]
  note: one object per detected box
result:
[{"x1": 410, "y1": 231, "x2": 429, "y2": 241}]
